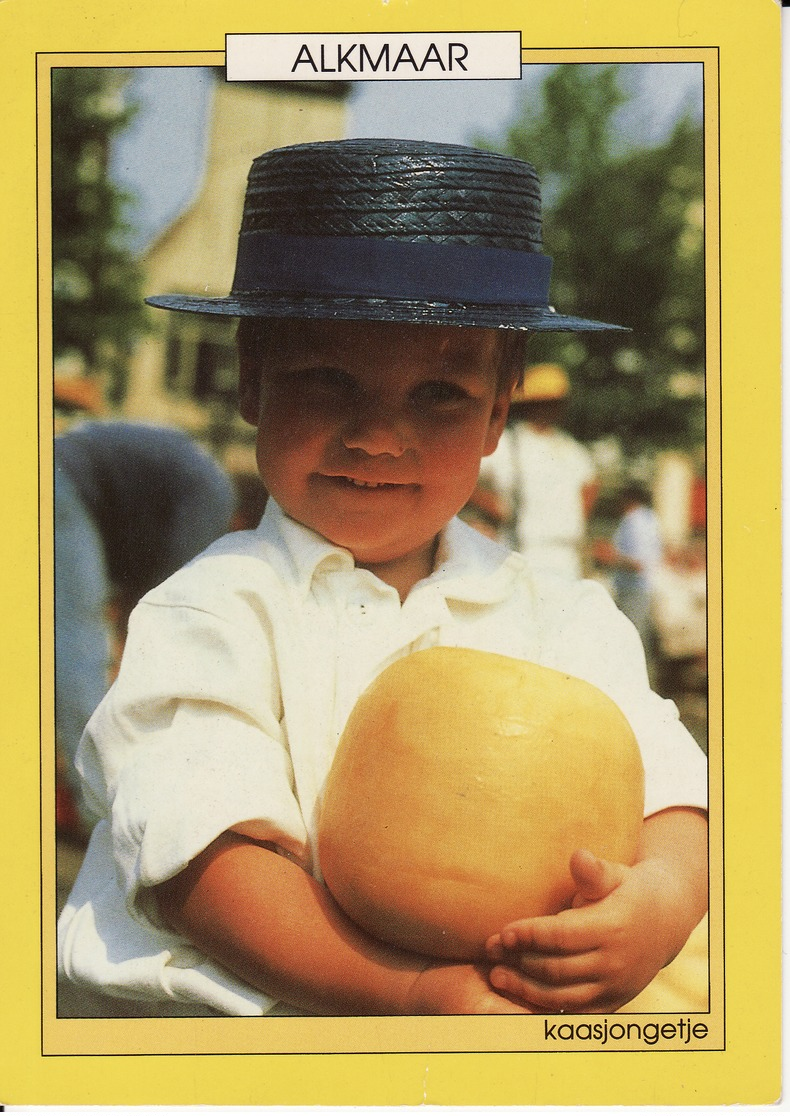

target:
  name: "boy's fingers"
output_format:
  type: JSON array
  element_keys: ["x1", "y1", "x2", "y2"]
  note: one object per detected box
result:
[
  {"x1": 489, "y1": 908, "x2": 608, "y2": 957},
  {"x1": 569, "y1": 848, "x2": 627, "y2": 904},
  {"x1": 509, "y1": 947, "x2": 601, "y2": 987},
  {"x1": 485, "y1": 932, "x2": 506, "y2": 960},
  {"x1": 489, "y1": 967, "x2": 605, "y2": 1012}
]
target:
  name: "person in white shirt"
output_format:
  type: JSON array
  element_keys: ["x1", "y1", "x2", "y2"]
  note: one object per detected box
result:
[
  {"x1": 58, "y1": 138, "x2": 707, "y2": 1018},
  {"x1": 480, "y1": 363, "x2": 598, "y2": 580}
]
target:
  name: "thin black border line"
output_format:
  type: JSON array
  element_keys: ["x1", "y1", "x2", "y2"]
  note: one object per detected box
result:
[
  {"x1": 37, "y1": 48, "x2": 46, "y2": 1072},
  {"x1": 39, "y1": 45, "x2": 723, "y2": 1060},
  {"x1": 41, "y1": 1045, "x2": 727, "y2": 1059},
  {"x1": 700, "y1": 46, "x2": 714, "y2": 1025},
  {"x1": 714, "y1": 43, "x2": 725, "y2": 1048}
]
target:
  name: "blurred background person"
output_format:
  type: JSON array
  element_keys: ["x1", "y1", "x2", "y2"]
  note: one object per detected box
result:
[
  {"x1": 650, "y1": 530, "x2": 707, "y2": 698},
  {"x1": 477, "y1": 363, "x2": 599, "y2": 580},
  {"x1": 592, "y1": 481, "x2": 663, "y2": 684},
  {"x1": 54, "y1": 382, "x2": 236, "y2": 834}
]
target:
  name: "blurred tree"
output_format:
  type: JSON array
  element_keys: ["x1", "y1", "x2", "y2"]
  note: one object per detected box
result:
[
  {"x1": 479, "y1": 65, "x2": 705, "y2": 453},
  {"x1": 499, "y1": 64, "x2": 628, "y2": 204},
  {"x1": 52, "y1": 68, "x2": 148, "y2": 402}
]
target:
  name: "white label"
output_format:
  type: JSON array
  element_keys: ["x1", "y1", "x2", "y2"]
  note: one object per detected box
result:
[{"x1": 226, "y1": 32, "x2": 522, "y2": 82}]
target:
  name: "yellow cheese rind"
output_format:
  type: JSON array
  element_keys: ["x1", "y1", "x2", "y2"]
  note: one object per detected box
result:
[{"x1": 318, "y1": 647, "x2": 645, "y2": 960}]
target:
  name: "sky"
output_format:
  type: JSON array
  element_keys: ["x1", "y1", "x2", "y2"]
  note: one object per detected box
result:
[{"x1": 111, "y1": 63, "x2": 703, "y2": 254}]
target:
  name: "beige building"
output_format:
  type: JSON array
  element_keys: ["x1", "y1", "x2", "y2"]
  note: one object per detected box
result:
[{"x1": 123, "y1": 73, "x2": 350, "y2": 467}]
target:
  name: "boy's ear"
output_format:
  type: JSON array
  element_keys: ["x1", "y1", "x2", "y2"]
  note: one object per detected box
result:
[
  {"x1": 238, "y1": 354, "x2": 261, "y2": 426},
  {"x1": 482, "y1": 383, "x2": 514, "y2": 457}
]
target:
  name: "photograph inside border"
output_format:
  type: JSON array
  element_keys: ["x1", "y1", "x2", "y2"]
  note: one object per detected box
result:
[{"x1": 53, "y1": 62, "x2": 710, "y2": 1020}]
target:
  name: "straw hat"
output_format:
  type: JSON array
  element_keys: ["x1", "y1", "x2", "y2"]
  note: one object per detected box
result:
[
  {"x1": 511, "y1": 363, "x2": 571, "y2": 403},
  {"x1": 147, "y1": 138, "x2": 626, "y2": 333}
]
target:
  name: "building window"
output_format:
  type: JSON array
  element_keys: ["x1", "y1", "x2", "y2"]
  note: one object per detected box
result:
[
  {"x1": 194, "y1": 338, "x2": 238, "y2": 401},
  {"x1": 164, "y1": 332, "x2": 181, "y2": 389},
  {"x1": 164, "y1": 319, "x2": 238, "y2": 402}
]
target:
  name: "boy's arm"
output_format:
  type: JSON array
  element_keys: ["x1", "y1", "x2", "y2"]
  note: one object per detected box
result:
[
  {"x1": 154, "y1": 831, "x2": 531, "y2": 1016},
  {"x1": 485, "y1": 806, "x2": 708, "y2": 1013}
]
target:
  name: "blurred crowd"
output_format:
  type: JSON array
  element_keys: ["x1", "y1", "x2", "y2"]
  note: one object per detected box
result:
[{"x1": 462, "y1": 363, "x2": 708, "y2": 706}]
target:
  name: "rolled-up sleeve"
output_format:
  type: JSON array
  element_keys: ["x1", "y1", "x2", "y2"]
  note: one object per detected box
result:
[{"x1": 77, "y1": 578, "x2": 310, "y2": 925}]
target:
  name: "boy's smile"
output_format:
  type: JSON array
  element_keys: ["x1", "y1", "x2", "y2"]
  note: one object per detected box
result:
[{"x1": 240, "y1": 319, "x2": 514, "y2": 596}]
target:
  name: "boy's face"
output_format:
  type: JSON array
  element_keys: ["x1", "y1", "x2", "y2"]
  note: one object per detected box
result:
[{"x1": 240, "y1": 319, "x2": 513, "y2": 582}]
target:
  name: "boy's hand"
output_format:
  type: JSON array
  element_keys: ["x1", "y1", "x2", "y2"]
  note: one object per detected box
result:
[
  {"x1": 484, "y1": 846, "x2": 698, "y2": 1014},
  {"x1": 407, "y1": 962, "x2": 534, "y2": 1015}
]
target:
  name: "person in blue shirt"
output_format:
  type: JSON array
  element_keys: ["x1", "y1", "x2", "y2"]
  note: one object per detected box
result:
[
  {"x1": 596, "y1": 482, "x2": 663, "y2": 682},
  {"x1": 55, "y1": 419, "x2": 235, "y2": 829}
]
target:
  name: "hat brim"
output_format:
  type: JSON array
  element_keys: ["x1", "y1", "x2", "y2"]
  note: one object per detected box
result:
[{"x1": 145, "y1": 293, "x2": 628, "y2": 332}]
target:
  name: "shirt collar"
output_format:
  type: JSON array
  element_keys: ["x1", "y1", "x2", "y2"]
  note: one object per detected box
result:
[
  {"x1": 255, "y1": 501, "x2": 355, "y2": 597},
  {"x1": 426, "y1": 516, "x2": 524, "y2": 605},
  {"x1": 256, "y1": 499, "x2": 522, "y2": 605}
]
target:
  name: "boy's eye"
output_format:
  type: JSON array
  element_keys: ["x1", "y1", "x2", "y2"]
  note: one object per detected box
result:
[{"x1": 413, "y1": 380, "x2": 470, "y2": 409}]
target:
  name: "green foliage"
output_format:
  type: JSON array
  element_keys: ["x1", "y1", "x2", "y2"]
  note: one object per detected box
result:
[
  {"x1": 496, "y1": 64, "x2": 628, "y2": 201},
  {"x1": 481, "y1": 65, "x2": 705, "y2": 452},
  {"x1": 52, "y1": 68, "x2": 148, "y2": 401}
]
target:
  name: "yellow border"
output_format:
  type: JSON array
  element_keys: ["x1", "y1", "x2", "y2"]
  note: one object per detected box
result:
[
  {"x1": 0, "y1": 0, "x2": 781, "y2": 1105},
  {"x1": 39, "y1": 44, "x2": 724, "y2": 1060}
]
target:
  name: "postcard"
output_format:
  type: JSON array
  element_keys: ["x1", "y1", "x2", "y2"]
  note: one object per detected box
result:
[{"x1": 0, "y1": 0, "x2": 781, "y2": 1105}]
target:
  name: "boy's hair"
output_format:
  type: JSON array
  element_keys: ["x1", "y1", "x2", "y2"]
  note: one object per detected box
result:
[{"x1": 235, "y1": 317, "x2": 529, "y2": 396}]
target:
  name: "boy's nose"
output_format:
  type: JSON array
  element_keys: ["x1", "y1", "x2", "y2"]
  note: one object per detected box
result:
[{"x1": 341, "y1": 403, "x2": 409, "y2": 457}]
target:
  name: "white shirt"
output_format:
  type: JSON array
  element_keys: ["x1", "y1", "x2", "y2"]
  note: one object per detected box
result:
[
  {"x1": 58, "y1": 501, "x2": 707, "y2": 1016},
  {"x1": 482, "y1": 423, "x2": 595, "y2": 573},
  {"x1": 613, "y1": 504, "x2": 664, "y2": 595}
]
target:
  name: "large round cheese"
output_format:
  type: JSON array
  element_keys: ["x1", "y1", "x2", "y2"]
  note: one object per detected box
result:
[{"x1": 318, "y1": 647, "x2": 645, "y2": 960}]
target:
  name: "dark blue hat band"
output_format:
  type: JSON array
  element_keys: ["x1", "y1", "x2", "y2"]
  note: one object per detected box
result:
[{"x1": 232, "y1": 231, "x2": 554, "y2": 307}]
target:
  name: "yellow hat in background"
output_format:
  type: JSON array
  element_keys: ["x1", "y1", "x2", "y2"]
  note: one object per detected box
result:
[{"x1": 512, "y1": 363, "x2": 570, "y2": 404}]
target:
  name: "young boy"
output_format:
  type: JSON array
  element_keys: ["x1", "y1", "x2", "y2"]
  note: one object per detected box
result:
[{"x1": 59, "y1": 139, "x2": 707, "y2": 1017}]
